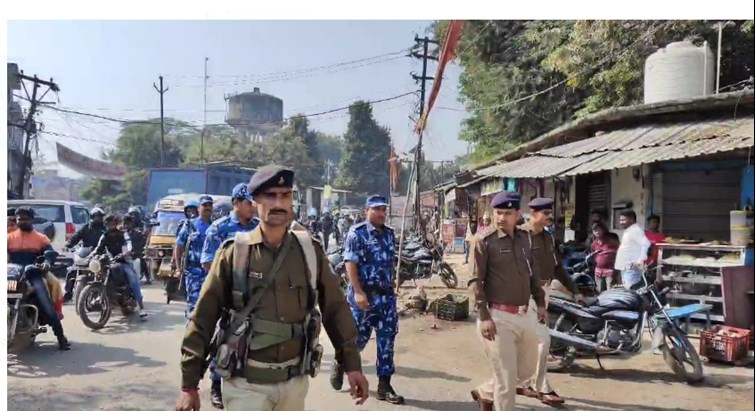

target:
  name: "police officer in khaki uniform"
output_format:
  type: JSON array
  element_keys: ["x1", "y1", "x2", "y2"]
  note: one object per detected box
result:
[
  {"x1": 176, "y1": 165, "x2": 369, "y2": 411},
  {"x1": 474, "y1": 197, "x2": 576, "y2": 408},
  {"x1": 468, "y1": 192, "x2": 547, "y2": 411}
]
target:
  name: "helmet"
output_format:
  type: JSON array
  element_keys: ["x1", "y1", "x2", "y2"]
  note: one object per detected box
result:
[
  {"x1": 127, "y1": 206, "x2": 141, "y2": 215},
  {"x1": 184, "y1": 200, "x2": 199, "y2": 213},
  {"x1": 90, "y1": 207, "x2": 105, "y2": 217}
]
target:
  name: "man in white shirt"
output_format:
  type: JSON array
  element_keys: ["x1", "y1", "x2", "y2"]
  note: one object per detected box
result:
[{"x1": 614, "y1": 209, "x2": 652, "y2": 288}]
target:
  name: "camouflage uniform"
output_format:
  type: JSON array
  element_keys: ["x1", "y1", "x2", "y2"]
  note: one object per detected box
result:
[{"x1": 176, "y1": 217, "x2": 212, "y2": 319}]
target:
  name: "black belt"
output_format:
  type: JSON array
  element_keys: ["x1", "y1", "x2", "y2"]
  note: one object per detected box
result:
[{"x1": 363, "y1": 286, "x2": 394, "y2": 296}]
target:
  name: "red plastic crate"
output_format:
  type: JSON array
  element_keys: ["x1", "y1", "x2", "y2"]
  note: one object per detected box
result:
[{"x1": 700, "y1": 326, "x2": 750, "y2": 363}]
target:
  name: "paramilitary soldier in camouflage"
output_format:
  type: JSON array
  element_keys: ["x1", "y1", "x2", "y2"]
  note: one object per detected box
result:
[{"x1": 176, "y1": 165, "x2": 369, "y2": 411}]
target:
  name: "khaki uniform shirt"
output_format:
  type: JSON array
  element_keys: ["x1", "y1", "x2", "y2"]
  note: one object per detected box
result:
[
  {"x1": 470, "y1": 226, "x2": 545, "y2": 322},
  {"x1": 180, "y1": 226, "x2": 361, "y2": 389},
  {"x1": 519, "y1": 223, "x2": 576, "y2": 292}
]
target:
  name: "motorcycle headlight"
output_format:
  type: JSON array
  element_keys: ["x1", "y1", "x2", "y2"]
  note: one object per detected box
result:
[
  {"x1": 158, "y1": 250, "x2": 165, "y2": 257},
  {"x1": 88, "y1": 260, "x2": 102, "y2": 273},
  {"x1": 7, "y1": 280, "x2": 17, "y2": 292}
]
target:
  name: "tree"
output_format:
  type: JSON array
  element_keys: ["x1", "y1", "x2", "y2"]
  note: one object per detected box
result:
[
  {"x1": 335, "y1": 101, "x2": 392, "y2": 197},
  {"x1": 81, "y1": 118, "x2": 189, "y2": 209},
  {"x1": 544, "y1": 20, "x2": 755, "y2": 116}
]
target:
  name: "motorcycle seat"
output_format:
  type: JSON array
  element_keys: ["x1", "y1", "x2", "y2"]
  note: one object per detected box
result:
[
  {"x1": 404, "y1": 243, "x2": 421, "y2": 252},
  {"x1": 601, "y1": 310, "x2": 640, "y2": 323}
]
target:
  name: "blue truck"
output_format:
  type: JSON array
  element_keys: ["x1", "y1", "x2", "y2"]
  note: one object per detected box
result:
[{"x1": 146, "y1": 166, "x2": 255, "y2": 212}]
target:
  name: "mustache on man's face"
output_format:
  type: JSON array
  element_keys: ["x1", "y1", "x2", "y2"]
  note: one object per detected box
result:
[{"x1": 268, "y1": 208, "x2": 287, "y2": 215}]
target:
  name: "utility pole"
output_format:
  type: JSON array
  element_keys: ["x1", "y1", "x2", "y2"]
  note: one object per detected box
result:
[
  {"x1": 15, "y1": 72, "x2": 59, "y2": 199},
  {"x1": 153, "y1": 75, "x2": 169, "y2": 167},
  {"x1": 202, "y1": 57, "x2": 209, "y2": 165},
  {"x1": 410, "y1": 35, "x2": 439, "y2": 235},
  {"x1": 325, "y1": 159, "x2": 332, "y2": 185}
]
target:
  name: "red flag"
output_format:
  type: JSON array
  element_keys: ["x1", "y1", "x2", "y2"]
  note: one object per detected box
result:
[
  {"x1": 415, "y1": 20, "x2": 463, "y2": 136},
  {"x1": 389, "y1": 146, "x2": 399, "y2": 192}
]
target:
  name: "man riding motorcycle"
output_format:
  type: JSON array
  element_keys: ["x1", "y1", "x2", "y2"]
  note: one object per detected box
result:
[
  {"x1": 8, "y1": 207, "x2": 72, "y2": 350},
  {"x1": 94, "y1": 214, "x2": 148, "y2": 320},
  {"x1": 122, "y1": 214, "x2": 149, "y2": 285},
  {"x1": 63, "y1": 207, "x2": 106, "y2": 302}
]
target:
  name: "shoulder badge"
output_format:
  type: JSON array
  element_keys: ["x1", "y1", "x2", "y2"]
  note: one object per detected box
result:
[
  {"x1": 220, "y1": 237, "x2": 235, "y2": 250},
  {"x1": 477, "y1": 225, "x2": 498, "y2": 240},
  {"x1": 212, "y1": 215, "x2": 230, "y2": 227},
  {"x1": 352, "y1": 221, "x2": 368, "y2": 231}
]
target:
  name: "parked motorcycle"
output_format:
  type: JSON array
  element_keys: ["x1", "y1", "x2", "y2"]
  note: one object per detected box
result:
[
  {"x1": 564, "y1": 249, "x2": 599, "y2": 297},
  {"x1": 326, "y1": 247, "x2": 348, "y2": 292},
  {"x1": 7, "y1": 250, "x2": 58, "y2": 352},
  {"x1": 547, "y1": 275, "x2": 704, "y2": 384},
  {"x1": 76, "y1": 253, "x2": 139, "y2": 330},
  {"x1": 396, "y1": 236, "x2": 458, "y2": 289}
]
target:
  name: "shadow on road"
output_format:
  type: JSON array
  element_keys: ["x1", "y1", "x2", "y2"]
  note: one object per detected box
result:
[
  {"x1": 403, "y1": 397, "x2": 483, "y2": 411},
  {"x1": 395, "y1": 365, "x2": 470, "y2": 382},
  {"x1": 7, "y1": 341, "x2": 166, "y2": 379},
  {"x1": 564, "y1": 364, "x2": 753, "y2": 388},
  {"x1": 8, "y1": 381, "x2": 176, "y2": 411},
  {"x1": 86, "y1": 299, "x2": 186, "y2": 336},
  {"x1": 565, "y1": 397, "x2": 711, "y2": 411}
]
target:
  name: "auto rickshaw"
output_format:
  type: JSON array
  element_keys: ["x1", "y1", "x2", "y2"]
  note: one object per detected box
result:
[{"x1": 145, "y1": 194, "x2": 198, "y2": 303}]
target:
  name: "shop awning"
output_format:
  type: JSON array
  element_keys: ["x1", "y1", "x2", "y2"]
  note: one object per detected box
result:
[
  {"x1": 479, "y1": 152, "x2": 605, "y2": 179},
  {"x1": 557, "y1": 117, "x2": 754, "y2": 176}
]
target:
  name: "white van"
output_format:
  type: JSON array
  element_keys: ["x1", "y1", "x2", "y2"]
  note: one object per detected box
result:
[{"x1": 8, "y1": 199, "x2": 90, "y2": 263}]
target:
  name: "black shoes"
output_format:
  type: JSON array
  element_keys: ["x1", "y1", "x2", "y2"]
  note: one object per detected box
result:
[
  {"x1": 377, "y1": 376, "x2": 405, "y2": 405},
  {"x1": 330, "y1": 363, "x2": 344, "y2": 390},
  {"x1": 58, "y1": 336, "x2": 72, "y2": 351},
  {"x1": 210, "y1": 381, "x2": 224, "y2": 409}
]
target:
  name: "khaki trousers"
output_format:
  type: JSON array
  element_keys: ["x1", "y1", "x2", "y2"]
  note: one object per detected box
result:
[
  {"x1": 477, "y1": 285, "x2": 553, "y2": 404},
  {"x1": 223, "y1": 376, "x2": 309, "y2": 411},
  {"x1": 475, "y1": 307, "x2": 540, "y2": 411}
]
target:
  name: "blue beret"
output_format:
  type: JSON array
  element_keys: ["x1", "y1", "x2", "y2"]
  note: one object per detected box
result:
[
  {"x1": 365, "y1": 195, "x2": 388, "y2": 208},
  {"x1": 199, "y1": 195, "x2": 214, "y2": 206},
  {"x1": 491, "y1": 191, "x2": 520, "y2": 210},
  {"x1": 528, "y1": 197, "x2": 554, "y2": 211},
  {"x1": 247, "y1": 165, "x2": 295, "y2": 196}
]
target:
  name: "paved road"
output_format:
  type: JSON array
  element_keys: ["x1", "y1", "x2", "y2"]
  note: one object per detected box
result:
[{"x1": 7, "y1": 281, "x2": 754, "y2": 411}]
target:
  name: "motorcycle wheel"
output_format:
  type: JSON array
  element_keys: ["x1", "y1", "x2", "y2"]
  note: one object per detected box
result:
[
  {"x1": 438, "y1": 262, "x2": 458, "y2": 289},
  {"x1": 77, "y1": 284, "x2": 112, "y2": 330},
  {"x1": 660, "y1": 325, "x2": 704, "y2": 384},
  {"x1": 72, "y1": 276, "x2": 87, "y2": 316},
  {"x1": 547, "y1": 313, "x2": 578, "y2": 372}
]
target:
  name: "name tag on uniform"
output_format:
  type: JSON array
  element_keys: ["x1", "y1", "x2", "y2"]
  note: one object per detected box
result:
[
  {"x1": 249, "y1": 271, "x2": 263, "y2": 279},
  {"x1": 499, "y1": 248, "x2": 512, "y2": 254}
]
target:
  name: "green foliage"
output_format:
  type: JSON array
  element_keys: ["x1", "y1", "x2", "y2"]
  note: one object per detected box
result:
[
  {"x1": 443, "y1": 19, "x2": 755, "y2": 163},
  {"x1": 335, "y1": 101, "x2": 392, "y2": 197}
]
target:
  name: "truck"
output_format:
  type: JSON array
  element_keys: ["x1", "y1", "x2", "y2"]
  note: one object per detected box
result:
[{"x1": 146, "y1": 166, "x2": 254, "y2": 212}]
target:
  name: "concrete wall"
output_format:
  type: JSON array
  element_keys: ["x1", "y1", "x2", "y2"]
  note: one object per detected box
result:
[{"x1": 610, "y1": 165, "x2": 652, "y2": 236}]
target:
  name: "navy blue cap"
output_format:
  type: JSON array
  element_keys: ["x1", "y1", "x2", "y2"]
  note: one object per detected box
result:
[
  {"x1": 199, "y1": 195, "x2": 214, "y2": 206},
  {"x1": 491, "y1": 191, "x2": 520, "y2": 210},
  {"x1": 247, "y1": 165, "x2": 295, "y2": 196},
  {"x1": 528, "y1": 197, "x2": 554, "y2": 211},
  {"x1": 232, "y1": 183, "x2": 254, "y2": 202},
  {"x1": 365, "y1": 195, "x2": 388, "y2": 208}
]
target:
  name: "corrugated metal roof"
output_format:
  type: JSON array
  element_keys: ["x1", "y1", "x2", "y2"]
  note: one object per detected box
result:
[
  {"x1": 561, "y1": 134, "x2": 753, "y2": 176},
  {"x1": 480, "y1": 152, "x2": 607, "y2": 179},
  {"x1": 539, "y1": 117, "x2": 752, "y2": 158}
]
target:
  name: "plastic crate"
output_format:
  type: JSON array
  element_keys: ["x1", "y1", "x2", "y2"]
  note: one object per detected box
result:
[
  {"x1": 434, "y1": 294, "x2": 469, "y2": 321},
  {"x1": 699, "y1": 325, "x2": 750, "y2": 363}
]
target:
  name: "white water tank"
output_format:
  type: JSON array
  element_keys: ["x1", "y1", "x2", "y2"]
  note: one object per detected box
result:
[{"x1": 644, "y1": 41, "x2": 715, "y2": 104}]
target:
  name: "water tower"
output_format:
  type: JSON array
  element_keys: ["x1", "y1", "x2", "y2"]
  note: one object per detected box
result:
[{"x1": 225, "y1": 87, "x2": 284, "y2": 142}]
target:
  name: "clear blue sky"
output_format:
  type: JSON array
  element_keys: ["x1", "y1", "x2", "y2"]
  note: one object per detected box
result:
[{"x1": 7, "y1": 20, "x2": 468, "y2": 178}]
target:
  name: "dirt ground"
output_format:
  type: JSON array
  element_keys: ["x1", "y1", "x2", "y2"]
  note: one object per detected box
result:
[{"x1": 6, "y1": 253, "x2": 754, "y2": 411}]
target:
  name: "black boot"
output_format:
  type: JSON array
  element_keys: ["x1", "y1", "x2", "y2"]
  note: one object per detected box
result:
[
  {"x1": 57, "y1": 335, "x2": 72, "y2": 351},
  {"x1": 330, "y1": 362, "x2": 344, "y2": 390},
  {"x1": 377, "y1": 376, "x2": 404, "y2": 405},
  {"x1": 210, "y1": 380, "x2": 224, "y2": 409}
]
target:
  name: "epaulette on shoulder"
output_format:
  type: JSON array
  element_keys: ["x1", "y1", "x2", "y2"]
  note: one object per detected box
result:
[
  {"x1": 212, "y1": 215, "x2": 230, "y2": 227},
  {"x1": 384, "y1": 224, "x2": 395, "y2": 232},
  {"x1": 477, "y1": 225, "x2": 498, "y2": 240},
  {"x1": 220, "y1": 237, "x2": 235, "y2": 249},
  {"x1": 352, "y1": 222, "x2": 368, "y2": 231}
]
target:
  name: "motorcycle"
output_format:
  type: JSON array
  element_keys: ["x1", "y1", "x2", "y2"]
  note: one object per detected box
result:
[
  {"x1": 7, "y1": 250, "x2": 58, "y2": 351},
  {"x1": 326, "y1": 247, "x2": 348, "y2": 292},
  {"x1": 67, "y1": 246, "x2": 95, "y2": 314},
  {"x1": 76, "y1": 253, "x2": 139, "y2": 330},
  {"x1": 547, "y1": 274, "x2": 704, "y2": 384},
  {"x1": 564, "y1": 249, "x2": 599, "y2": 298},
  {"x1": 396, "y1": 236, "x2": 458, "y2": 289}
]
